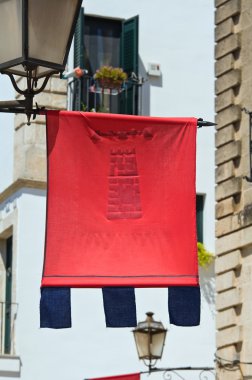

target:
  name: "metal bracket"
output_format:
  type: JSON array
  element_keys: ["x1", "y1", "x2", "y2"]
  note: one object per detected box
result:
[
  {"x1": 0, "y1": 71, "x2": 56, "y2": 125},
  {"x1": 197, "y1": 118, "x2": 217, "y2": 128},
  {"x1": 241, "y1": 107, "x2": 252, "y2": 182},
  {"x1": 0, "y1": 99, "x2": 43, "y2": 125},
  {"x1": 140, "y1": 366, "x2": 215, "y2": 380}
]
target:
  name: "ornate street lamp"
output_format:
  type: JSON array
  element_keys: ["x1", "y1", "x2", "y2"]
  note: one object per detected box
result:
[
  {"x1": 0, "y1": 0, "x2": 82, "y2": 123},
  {"x1": 133, "y1": 312, "x2": 167, "y2": 372}
]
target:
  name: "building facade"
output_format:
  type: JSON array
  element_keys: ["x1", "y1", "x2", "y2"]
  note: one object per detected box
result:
[
  {"x1": 215, "y1": 0, "x2": 252, "y2": 379},
  {"x1": 0, "y1": 1, "x2": 215, "y2": 379}
]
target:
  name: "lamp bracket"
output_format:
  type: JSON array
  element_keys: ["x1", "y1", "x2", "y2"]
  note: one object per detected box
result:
[
  {"x1": 0, "y1": 98, "x2": 44, "y2": 125},
  {"x1": 140, "y1": 366, "x2": 215, "y2": 379},
  {"x1": 0, "y1": 71, "x2": 56, "y2": 124}
]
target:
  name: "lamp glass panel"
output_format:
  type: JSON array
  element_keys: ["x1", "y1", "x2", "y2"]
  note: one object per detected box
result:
[
  {"x1": 150, "y1": 331, "x2": 166, "y2": 358},
  {"x1": 28, "y1": 0, "x2": 79, "y2": 65},
  {"x1": 5, "y1": 64, "x2": 56, "y2": 78},
  {"x1": 0, "y1": 0, "x2": 22, "y2": 65},
  {"x1": 134, "y1": 332, "x2": 149, "y2": 358}
]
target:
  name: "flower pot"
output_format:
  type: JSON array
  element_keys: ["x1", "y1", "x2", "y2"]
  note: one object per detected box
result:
[{"x1": 98, "y1": 78, "x2": 123, "y2": 89}]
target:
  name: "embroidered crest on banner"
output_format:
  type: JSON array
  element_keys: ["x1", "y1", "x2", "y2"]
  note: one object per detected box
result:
[{"x1": 107, "y1": 148, "x2": 142, "y2": 220}]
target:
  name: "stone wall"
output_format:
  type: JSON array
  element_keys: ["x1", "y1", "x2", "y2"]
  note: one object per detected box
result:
[
  {"x1": 14, "y1": 76, "x2": 67, "y2": 183},
  {"x1": 215, "y1": 0, "x2": 252, "y2": 378}
]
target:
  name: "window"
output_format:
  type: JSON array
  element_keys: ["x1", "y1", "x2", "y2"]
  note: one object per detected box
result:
[
  {"x1": 72, "y1": 9, "x2": 139, "y2": 115},
  {"x1": 0, "y1": 235, "x2": 16, "y2": 355},
  {"x1": 196, "y1": 195, "x2": 204, "y2": 243}
]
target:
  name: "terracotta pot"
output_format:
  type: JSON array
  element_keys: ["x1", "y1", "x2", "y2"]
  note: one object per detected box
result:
[{"x1": 98, "y1": 78, "x2": 123, "y2": 89}]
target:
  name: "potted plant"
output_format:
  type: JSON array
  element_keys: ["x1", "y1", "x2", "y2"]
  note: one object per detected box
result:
[{"x1": 94, "y1": 65, "x2": 127, "y2": 89}]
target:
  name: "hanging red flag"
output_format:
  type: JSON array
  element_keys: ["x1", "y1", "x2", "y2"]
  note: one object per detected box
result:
[
  {"x1": 90, "y1": 374, "x2": 140, "y2": 380},
  {"x1": 42, "y1": 111, "x2": 198, "y2": 288}
]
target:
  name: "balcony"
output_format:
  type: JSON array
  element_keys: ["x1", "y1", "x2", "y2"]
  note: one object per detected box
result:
[{"x1": 68, "y1": 75, "x2": 143, "y2": 115}]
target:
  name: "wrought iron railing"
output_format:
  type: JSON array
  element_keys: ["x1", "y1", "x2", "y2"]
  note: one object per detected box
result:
[{"x1": 67, "y1": 74, "x2": 143, "y2": 115}]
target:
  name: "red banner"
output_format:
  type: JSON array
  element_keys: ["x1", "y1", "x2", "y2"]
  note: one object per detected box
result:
[
  {"x1": 42, "y1": 111, "x2": 198, "y2": 287},
  {"x1": 91, "y1": 374, "x2": 140, "y2": 380}
]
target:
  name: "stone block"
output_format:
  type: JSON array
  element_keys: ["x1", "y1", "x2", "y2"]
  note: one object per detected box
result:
[
  {"x1": 216, "y1": 214, "x2": 240, "y2": 236},
  {"x1": 35, "y1": 124, "x2": 46, "y2": 145},
  {"x1": 14, "y1": 114, "x2": 26, "y2": 130},
  {"x1": 216, "y1": 160, "x2": 234, "y2": 183},
  {"x1": 215, "y1": 70, "x2": 240, "y2": 94},
  {"x1": 216, "y1": 177, "x2": 242, "y2": 201},
  {"x1": 215, "y1": 18, "x2": 234, "y2": 42},
  {"x1": 216, "y1": 225, "x2": 252, "y2": 255},
  {"x1": 32, "y1": 114, "x2": 46, "y2": 125},
  {"x1": 216, "y1": 345, "x2": 238, "y2": 363},
  {"x1": 240, "y1": 336, "x2": 252, "y2": 371},
  {"x1": 216, "y1": 105, "x2": 241, "y2": 129},
  {"x1": 215, "y1": 124, "x2": 235, "y2": 147},
  {"x1": 216, "y1": 288, "x2": 241, "y2": 311},
  {"x1": 216, "y1": 270, "x2": 236, "y2": 292},
  {"x1": 215, "y1": 0, "x2": 241, "y2": 25},
  {"x1": 35, "y1": 92, "x2": 67, "y2": 110},
  {"x1": 240, "y1": 3, "x2": 252, "y2": 29},
  {"x1": 14, "y1": 145, "x2": 25, "y2": 181},
  {"x1": 24, "y1": 124, "x2": 36, "y2": 145},
  {"x1": 216, "y1": 197, "x2": 235, "y2": 218},
  {"x1": 215, "y1": 35, "x2": 240, "y2": 62},
  {"x1": 14, "y1": 127, "x2": 24, "y2": 147},
  {"x1": 24, "y1": 146, "x2": 47, "y2": 181},
  {"x1": 215, "y1": 0, "x2": 230, "y2": 7},
  {"x1": 215, "y1": 54, "x2": 234, "y2": 77},
  {"x1": 215, "y1": 89, "x2": 234, "y2": 111},
  {"x1": 50, "y1": 77, "x2": 67, "y2": 94},
  {"x1": 216, "y1": 307, "x2": 236, "y2": 329},
  {"x1": 216, "y1": 325, "x2": 242, "y2": 347},
  {"x1": 35, "y1": 77, "x2": 51, "y2": 92},
  {"x1": 239, "y1": 363, "x2": 252, "y2": 378},
  {"x1": 215, "y1": 249, "x2": 241, "y2": 273},
  {"x1": 215, "y1": 34, "x2": 240, "y2": 59},
  {"x1": 244, "y1": 187, "x2": 252, "y2": 207},
  {"x1": 215, "y1": 141, "x2": 241, "y2": 165},
  {"x1": 216, "y1": 368, "x2": 241, "y2": 380},
  {"x1": 239, "y1": 204, "x2": 252, "y2": 228},
  {"x1": 241, "y1": 260, "x2": 252, "y2": 283}
]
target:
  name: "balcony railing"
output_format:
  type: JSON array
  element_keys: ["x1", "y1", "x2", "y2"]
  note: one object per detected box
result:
[{"x1": 68, "y1": 74, "x2": 144, "y2": 115}]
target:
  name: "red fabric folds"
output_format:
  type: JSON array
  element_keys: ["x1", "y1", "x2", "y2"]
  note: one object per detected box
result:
[{"x1": 42, "y1": 111, "x2": 198, "y2": 288}]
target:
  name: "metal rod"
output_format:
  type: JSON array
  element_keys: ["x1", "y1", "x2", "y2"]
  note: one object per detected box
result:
[
  {"x1": 0, "y1": 102, "x2": 217, "y2": 129},
  {"x1": 0, "y1": 100, "x2": 26, "y2": 109},
  {"x1": 197, "y1": 118, "x2": 217, "y2": 127}
]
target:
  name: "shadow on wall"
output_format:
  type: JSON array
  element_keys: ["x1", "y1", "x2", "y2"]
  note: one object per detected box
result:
[
  {"x1": 139, "y1": 56, "x2": 163, "y2": 116},
  {"x1": 199, "y1": 264, "x2": 215, "y2": 317}
]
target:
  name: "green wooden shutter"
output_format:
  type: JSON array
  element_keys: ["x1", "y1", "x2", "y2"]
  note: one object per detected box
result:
[
  {"x1": 4, "y1": 236, "x2": 12, "y2": 354},
  {"x1": 196, "y1": 195, "x2": 204, "y2": 243},
  {"x1": 73, "y1": 8, "x2": 84, "y2": 111},
  {"x1": 120, "y1": 16, "x2": 139, "y2": 115}
]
